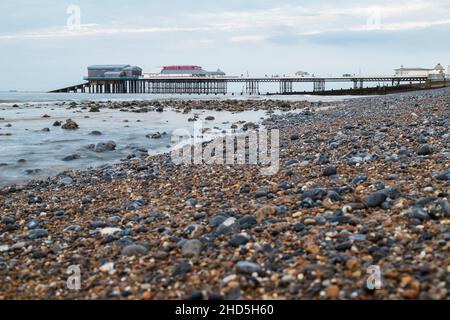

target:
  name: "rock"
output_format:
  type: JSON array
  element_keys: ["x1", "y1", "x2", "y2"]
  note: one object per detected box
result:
[
  {"x1": 121, "y1": 244, "x2": 148, "y2": 257},
  {"x1": 53, "y1": 121, "x2": 61, "y2": 126},
  {"x1": 99, "y1": 262, "x2": 115, "y2": 274},
  {"x1": 335, "y1": 242, "x2": 352, "y2": 251},
  {"x1": 41, "y1": 127, "x2": 50, "y2": 132},
  {"x1": 89, "y1": 106, "x2": 100, "y2": 112},
  {"x1": 94, "y1": 141, "x2": 116, "y2": 152},
  {"x1": 229, "y1": 234, "x2": 250, "y2": 247},
  {"x1": 0, "y1": 245, "x2": 9, "y2": 253},
  {"x1": 181, "y1": 239, "x2": 202, "y2": 257},
  {"x1": 236, "y1": 261, "x2": 260, "y2": 275},
  {"x1": 290, "y1": 134, "x2": 299, "y2": 140},
  {"x1": 237, "y1": 216, "x2": 257, "y2": 229},
  {"x1": 173, "y1": 261, "x2": 192, "y2": 276},
  {"x1": 58, "y1": 176, "x2": 73, "y2": 185},
  {"x1": 326, "y1": 285, "x2": 340, "y2": 299},
  {"x1": 205, "y1": 116, "x2": 215, "y2": 121},
  {"x1": 62, "y1": 154, "x2": 80, "y2": 161},
  {"x1": 89, "y1": 130, "x2": 102, "y2": 136},
  {"x1": 363, "y1": 191, "x2": 387, "y2": 207},
  {"x1": 183, "y1": 224, "x2": 204, "y2": 239},
  {"x1": 185, "y1": 198, "x2": 197, "y2": 207},
  {"x1": 417, "y1": 144, "x2": 434, "y2": 155},
  {"x1": 146, "y1": 132, "x2": 162, "y2": 139},
  {"x1": 256, "y1": 205, "x2": 277, "y2": 222},
  {"x1": 61, "y1": 119, "x2": 79, "y2": 130},
  {"x1": 100, "y1": 227, "x2": 122, "y2": 236},
  {"x1": 434, "y1": 171, "x2": 450, "y2": 181},
  {"x1": 253, "y1": 187, "x2": 270, "y2": 198},
  {"x1": 28, "y1": 229, "x2": 48, "y2": 240},
  {"x1": 322, "y1": 166, "x2": 337, "y2": 177},
  {"x1": 25, "y1": 220, "x2": 40, "y2": 230},
  {"x1": 406, "y1": 207, "x2": 430, "y2": 220}
]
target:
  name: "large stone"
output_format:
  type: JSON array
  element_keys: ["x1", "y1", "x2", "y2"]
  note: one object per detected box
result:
[
  {"x1": 181, "y1": 239, "x2": 202, "y2": 257},
  {"x1": 61, "y1": 119, "x2": 79, "y2": 130},
  {"x1": 363, "y1": 191, "x2": 387, "y2": 207},
  {"x1": 322, "y1": 166, "x2": 337, "y2": 177},
  {"x1": 417, "y1": 144, "x2": 434, "y2": 155},
  {"x1": 28, "y1": 229, "x2": 48, "y2": 240},
  {"x1": 236, "y1": 261, "x2": 261, "y2": 275},
  {"x1": 94, "y1": 141, "x2": 116, "y2": 152},
  {"x1": 121, "y1": 244, "x2": 148, "y2": 256}
]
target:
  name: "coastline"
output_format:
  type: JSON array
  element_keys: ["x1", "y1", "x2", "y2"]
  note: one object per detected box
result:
[{"x1": 0, "y1": 88, "x2": 449, "y2": 299}]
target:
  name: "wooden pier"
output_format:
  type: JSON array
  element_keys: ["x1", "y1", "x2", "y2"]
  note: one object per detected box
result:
[{"x1": 50, "y1": 75, "x2": 432, "y2": 95}]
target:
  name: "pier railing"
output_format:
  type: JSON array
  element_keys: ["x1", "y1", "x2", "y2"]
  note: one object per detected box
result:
[{"x1": 50, "y1": 75, "x2": 432, "y2": 95}]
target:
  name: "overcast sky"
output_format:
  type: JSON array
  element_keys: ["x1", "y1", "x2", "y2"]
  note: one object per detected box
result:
[{"x1": 1, "y1": 0, "x2": 449, "y2": 91}]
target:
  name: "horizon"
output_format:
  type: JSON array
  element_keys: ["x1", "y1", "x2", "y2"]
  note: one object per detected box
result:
[{"x1": 1, "y1": 0, "x2": 450, "y2": 91}]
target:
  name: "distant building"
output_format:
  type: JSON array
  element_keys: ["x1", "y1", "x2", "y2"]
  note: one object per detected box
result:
[
  {"x1": 160, "y1": 66, "x2": 226, "y2": 77},
  {"x1": 86, "y1": 65, "x2": 142, "y2": 79},
  {"x1": 395, "y1": 63, "x2": 445, "y2": 77},
  {"x1": 295, "y1": 71, "x2": 310, "y2": 77}
]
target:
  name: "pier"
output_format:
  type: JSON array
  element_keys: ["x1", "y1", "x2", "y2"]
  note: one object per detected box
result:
[{"x1": 50, "y1": 75, "x2": 436, "y2": 95}]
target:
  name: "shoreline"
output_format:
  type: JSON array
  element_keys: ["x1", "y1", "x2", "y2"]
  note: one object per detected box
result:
[{"x1": 0, "y1": 88, "x2": 449, "y2": 299}]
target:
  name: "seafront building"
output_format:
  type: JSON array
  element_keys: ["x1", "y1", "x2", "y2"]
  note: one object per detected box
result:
[
  {"x1": 395, "y1": 63, "x2": 445, "y2": 77},
  {"x1": 86, "y1": 65, "x2": 143, "y2": 79}
]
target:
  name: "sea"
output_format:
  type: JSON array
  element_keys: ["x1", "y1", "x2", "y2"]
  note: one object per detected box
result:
[{"x1": 0, "y1": 91, "x2": 359, "y2": 187}]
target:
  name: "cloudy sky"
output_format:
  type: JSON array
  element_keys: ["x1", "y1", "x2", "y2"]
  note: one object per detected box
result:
[{"x1": 0, "y1": 0, "x2": 449, "y2": 91}]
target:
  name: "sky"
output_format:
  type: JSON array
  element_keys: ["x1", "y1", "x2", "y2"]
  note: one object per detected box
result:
[{"x1": 0, "y1": 0, "x2": 449, "y2": 91}]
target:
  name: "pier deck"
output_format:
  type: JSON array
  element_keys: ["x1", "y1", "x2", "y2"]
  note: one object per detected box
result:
[{"x1": 50, "y1": 75, "x2": 434, "y2": 95}]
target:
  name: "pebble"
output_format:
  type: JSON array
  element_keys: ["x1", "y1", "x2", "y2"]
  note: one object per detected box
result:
[
  {"x1": 181, "y1": 239, "x2": 202, "y2": 257},
  {"x1": 236, "y1": 261, "x2": 261, "y2": 275},
  {"x1": 28, "y1": 229, "x2": 48, "y2": 240},
  {"x1": 121, "y1": 244, "x2": 148, "y2": 257},
  {"x1": 229, "y1": 234, "x2": 250, "y2": 247},
  {"x1": 322, "y1": 166, "x2": 337, "y2": 177},
  {"x1": 363, "y1": 191, "x2": 387, "y2": 207},
  {"x1": 417, "y1": 144, "x2": 434, "y2": 155}
]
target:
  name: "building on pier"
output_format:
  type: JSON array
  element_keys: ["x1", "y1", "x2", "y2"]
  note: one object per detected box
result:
[
  {"x1": 395, "y1": 63, "x2": 445, "y2": 77},
  {"x1": 160, "y1": 66, "x2": 225, "y2": 77},
  {"x1": 86, "y1": 65, "x2": 142, "y2": 79}
]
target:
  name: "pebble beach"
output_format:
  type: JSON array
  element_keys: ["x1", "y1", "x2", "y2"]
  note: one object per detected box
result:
[{"x1": 0, "y1": 88, "x2": 449, "y2": 300}]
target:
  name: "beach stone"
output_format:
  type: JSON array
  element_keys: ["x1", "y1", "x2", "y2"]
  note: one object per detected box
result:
[
  {"x1": 406, "y1": 207, "x2": 430, "y2": 220},
  {"x1": 181, "y1": 239, "x2": 202, "y2": 257},
  {"x1": 183, "y1": 224, "x2": 204, "y2": 239},
  {"x1": 62, "y1": 154, "x2": 80, "y2": 161},
  {"x1": 364, "y1": 191, "x2": 387, "y2": 207},
  {"x1": 121, "y1": 244, "x2": 148, "y2": 257},
  {"x1": 41, "y1": 127, "x2": 50, "y2": 132},
  {"x1": 25, "y1": 220, "x2": 40, "y2": 230},
  {"x1": 229, "y1": 234, "x2": 250, "y2": 247},
  {"x1": 417, "y1": 144, "x2": 434, "y2": 155},
  {"x1": 53, "y1": 121, "x2": 61, "y2": 126},
  {"x1": 236, "y1": 261, "x2": 260, "y2": 275},
  {"x1": 28, "y1": 229, "x2": 48, "y2": 240},
  {"x1": 90, "y1": 130, "x2": 102, "y2": 136},
  {"x1": 434, "y1": 171, "x2": 450, "y2": 181},
  {"x1": 322, "y1": 166, "x2": 337, "y2": 177},
  {"x1": 61, "y1": 119, "x2": 79, "y2": 130},
  {"x1": 0, "y1": 245, "x2": 9, "y2": 253},
  {"x1": 253, "y1": 187, "x2": 270, "y2": 198},
  {"x1": 172, "y1": 261, "x2": 192, "y2": 276},
  {"x1": 205, "y1": 116, "x2": 215, "y2": 121},
  {"x1": 94, "y1": 141, "x2": 116, "y2": 152},
  {"x1": 237, "y1": 216, "x2": 257, "y2": 229},
  {"x1": 100, "y1": 227, "x2": 122, "y2": 236},
  {"x1": 147, "y1": 132, "x2": 162, "y2": 139}
]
